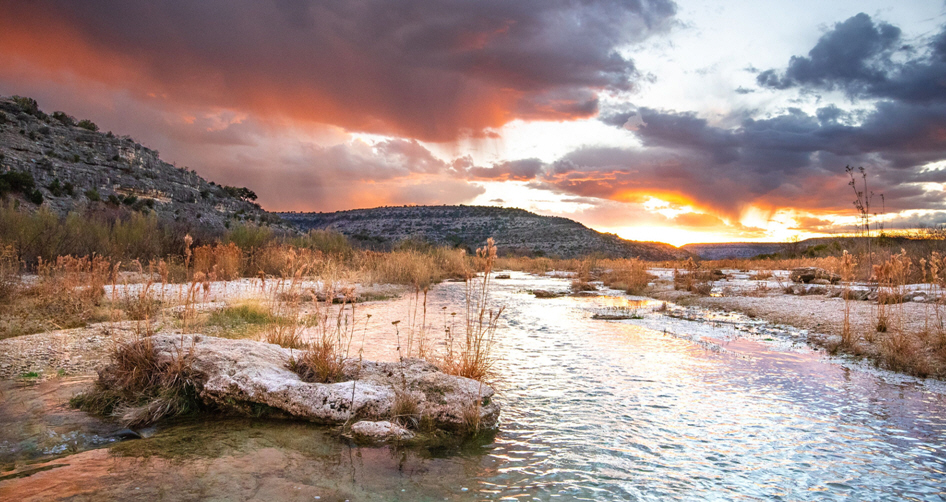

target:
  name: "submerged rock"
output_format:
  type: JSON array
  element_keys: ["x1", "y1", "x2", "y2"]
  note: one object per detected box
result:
[
  {"x1": 350, "y1": 420, "x2": 415, "y2": 442},
  {"x1": 115, "y1": 334, "x2": 500, "y2": 432}
]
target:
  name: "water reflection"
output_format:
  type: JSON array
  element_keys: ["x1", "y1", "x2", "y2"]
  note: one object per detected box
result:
[{"x1": 2, "y1": 272, "x2": 945, "y2": 501}]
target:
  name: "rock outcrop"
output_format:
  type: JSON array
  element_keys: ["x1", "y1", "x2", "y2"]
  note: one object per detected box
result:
[
  {"x1": 0, "y1": 95, "x2": 278, "y2": 231},
  {"x1": 142, "y1": 334, "x2": 499, "y2": 432}
]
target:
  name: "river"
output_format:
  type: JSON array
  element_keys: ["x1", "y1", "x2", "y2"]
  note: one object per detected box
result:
[{"x1": 1, "y1": 272, "x2": 944, "y2": 501}]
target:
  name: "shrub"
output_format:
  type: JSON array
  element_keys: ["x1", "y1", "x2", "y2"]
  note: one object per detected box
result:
[
  {"x1": 76, "y1": 119, "x2": 99, "y2": 131},
  {"x1": 27, "y1": 189, "x2": 43, "y2": 205},
  {"x1": 11, "y1": 96, "x2": 39, "y2": 115},
  {"x1": 51, "y1": 111, "x2": 76, "y2": 126},
  {"x1": 0, "y1": 170, "x2": 37, "y2": 197},
  {"x1": 48, "y1": 178, "x2": 64, "y2": 197},
  {"x1": 293, "y1": 229, "x2": 353, "y2": 258}
]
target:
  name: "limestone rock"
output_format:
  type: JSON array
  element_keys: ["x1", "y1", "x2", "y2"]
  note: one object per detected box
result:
[
  {"x1": 533, "y1": 290, "x2": 565, "y2": 298},
  {"x1": 142, "y1": 334, "x2": 499, "y2": 431},
  {"x1": 350, "y1": 420, "x2": 415, "y2": 442},
  {"x1": 789, "y1": 267, "x2": 841, "y2": 284}
]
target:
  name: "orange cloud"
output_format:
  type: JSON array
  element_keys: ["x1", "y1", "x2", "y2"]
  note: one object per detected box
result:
[{"x1": 0, "y1": 0, "x2": 673, "y2": 141}]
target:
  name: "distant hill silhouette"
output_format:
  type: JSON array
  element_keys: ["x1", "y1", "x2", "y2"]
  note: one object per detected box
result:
[{"x1": 280, "y1": 205, "x2": 689, "y2": 260}]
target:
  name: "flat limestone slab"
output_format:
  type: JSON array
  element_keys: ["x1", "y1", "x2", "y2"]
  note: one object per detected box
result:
[{"x1": 142, "y1": 334, "x2": 499, "y2": 431}]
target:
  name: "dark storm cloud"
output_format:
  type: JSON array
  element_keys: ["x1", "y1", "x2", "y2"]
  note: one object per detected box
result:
[
  {"x1": 586, "y1": 98, "x2": 946, "y2": 216},
  {"x1": 569, "y1": 14, "x2": 946, "y2": 220},
  {"x1": 757, "y1": 13, "x2": 946, "y2": 104},
  {"x1": 0, "y1": 0, "x2": 676, "y2": 140}
]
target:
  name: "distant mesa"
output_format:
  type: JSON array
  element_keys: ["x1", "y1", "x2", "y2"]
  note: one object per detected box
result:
[{"x1": 279, "y1": 205, "x2": 689, "y2": 261}]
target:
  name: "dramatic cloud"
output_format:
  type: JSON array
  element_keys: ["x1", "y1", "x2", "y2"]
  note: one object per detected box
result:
[
  {"x1": 1, "y1": 3, "x2": 943, "y2": 242},
  {"x1": 189, "y1": 137, "x2": 486, "y2": 211},
  {"x1": 0, "y1": 0, "x2": 676, "y2": 141},
  {"x1": 586, "y1": 102, "x2": 946, "y2": 216},
  {"x1": 565, "y1": 13, "x2": 946, "y2": 227},
  {"x1": 757, "y1": 13, "x2": 946, "y2": 104}
]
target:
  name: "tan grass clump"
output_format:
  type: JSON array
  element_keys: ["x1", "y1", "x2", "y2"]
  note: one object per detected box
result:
[
  {"x1": 438, "y1": 238, "x2": 504, "y2": 382},
  {"x1": 192, "y1": 242, "x2": 242, "y2": 280},
  {"x1": 600, "y1": 258, "x2": 654, "y2": 294},
  {"x1": 71, "y1": 337, "x2": 202, "y2": 427},
  {"x1": 28, "y1": 255, "x2": 113, "y2": 329}
]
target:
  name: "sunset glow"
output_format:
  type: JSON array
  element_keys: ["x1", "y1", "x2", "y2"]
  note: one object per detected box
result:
[{"x1": 0, "y1": 1, "x2": 944, "y2": 245}]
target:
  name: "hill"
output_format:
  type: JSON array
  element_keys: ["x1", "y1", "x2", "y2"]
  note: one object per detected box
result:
[
  {"x1": 279, "y1": 206, "x2": 688, "y2": 260},
  {"x1": 681, "y1": 242, "x2": 785, "y2": 260},
  {"x1": 0, "y1": 95, "x2": 277, "y2": 232},
  {"x1": 683, "y1": 235, "x2": 946, "y2": 260}
]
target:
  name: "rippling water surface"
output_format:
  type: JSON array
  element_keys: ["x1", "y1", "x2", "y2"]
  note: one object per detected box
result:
[{"x1": 2, "y1": 272, "x2": 945, "y2": 501}]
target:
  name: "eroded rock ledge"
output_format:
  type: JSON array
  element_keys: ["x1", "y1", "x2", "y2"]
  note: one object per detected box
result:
[{"x1": 106, "y1": 334, "x2": 500, "y2": 435}]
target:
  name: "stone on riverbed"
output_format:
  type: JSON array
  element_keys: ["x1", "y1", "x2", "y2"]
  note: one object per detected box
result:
[
  {"x1": 350, "y1": 420, "x2": 415, "y2": 442},
  {"x1": 789, "y1": 267, "x2": 841, "y2": 284},
  {"x1": 120, "y1": 334, "x2": 499, "y2": 432}
]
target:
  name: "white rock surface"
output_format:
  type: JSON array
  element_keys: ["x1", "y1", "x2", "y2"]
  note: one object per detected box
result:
[
  {"x1": 350, "y1": 420, "x2": 415, "y2": 441},
  {"x1": 139, "y1": 334, "x2": 499, "y2": 431}
]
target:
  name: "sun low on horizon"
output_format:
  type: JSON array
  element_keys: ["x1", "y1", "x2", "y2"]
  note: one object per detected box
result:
[{"x1": 1, "y1": 0, "x2": 944, "y2": 246}]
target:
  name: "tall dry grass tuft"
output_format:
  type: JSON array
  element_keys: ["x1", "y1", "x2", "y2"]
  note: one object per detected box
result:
[
  {"x1": 71, "y1": 336, "x2": 202, "y2": 427},
  {"x1": 438, "y1": 238, "x2": 504, "y2": 382},
  {"x1": 600, "y1": 258, "x2": 653, "y2": 294},
  {"x1": 261, "y1": 248, "x2": 313, "y2": 350},
  {"x1": 28, "y1": 255, "x2": 112, "y2": 330},
  {"x1": 289, "y1": 283, "x2": 359, "y2": 384},
  {"x1": 839, "y1": 251, "x2": 858, "y2": 350},
  {"x1": 0, "y1": 244, "x2": 20, "y2": 303},
  {"x1": 874, "y1": 249, "x2": 912, "y2": 334},
  {"x1": 192, "y1": 242, "x2": 242, "y2": 280}
]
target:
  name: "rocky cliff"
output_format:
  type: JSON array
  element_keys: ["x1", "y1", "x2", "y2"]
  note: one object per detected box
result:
[{"x1": 0, "y1": 95, "x2": 275, "y2": 231}]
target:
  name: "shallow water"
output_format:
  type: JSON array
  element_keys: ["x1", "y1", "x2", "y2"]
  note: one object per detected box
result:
[{"x1": 2, "y1": 272, "x2": 945, "y2": 501}]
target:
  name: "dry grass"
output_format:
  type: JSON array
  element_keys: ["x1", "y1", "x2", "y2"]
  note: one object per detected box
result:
[
  {"x1": 3, "y1": 255, "x2": 115, "y2": 336},
  {"x1": 284, "y1": 255, "x2": 362, "y2": 383},
  {"x1": 390, "y1": 389, "x2": 421, "y2": 428},
  {"x1": 864, "y1": 250, "x2": 946, "y2": 377},
  {"x1": 839, "y1": 251, "x2": 858, "y2": 349},
  {"x1": 261, "y1": 249, "x2": 314, "y2": 350},
  {"x1": 0, "y1": 244, "x2": 19, "y2": 303},
  {"x1": 437, "y1": 238, "x2": 504, "y2": 382},
  {"x1": 672, "y1": 258, "x2": 717, "y2": 295},
  {"x1": 600, "y1": 258, "x2": 654, "y2": 294},
  {"x1": 70, "y1": 336, "x2": 202, "y2": 427},
  {"x1": 192, "y1": 242, "x2": 242, "y2": 280}
]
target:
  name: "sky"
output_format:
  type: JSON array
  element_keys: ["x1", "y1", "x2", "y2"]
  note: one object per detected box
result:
[{"x1": 0, "y1": 0, "x2": 944, "y2": 246}]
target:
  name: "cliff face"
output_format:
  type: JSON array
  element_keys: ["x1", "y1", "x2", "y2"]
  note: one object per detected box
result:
[
  {"x1": 0, "y1": 95, "x2": 275, "y2": 230},
  {"x1": 280, "y1": 205, "x2": 688, "y2": 260}
]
